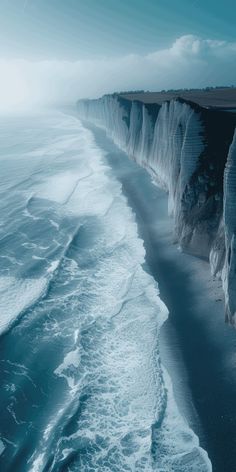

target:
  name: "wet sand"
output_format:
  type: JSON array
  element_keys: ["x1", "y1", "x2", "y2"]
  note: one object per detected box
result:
[{"x1": 85, "y1": 121, "x2": 236, "y2": 472}]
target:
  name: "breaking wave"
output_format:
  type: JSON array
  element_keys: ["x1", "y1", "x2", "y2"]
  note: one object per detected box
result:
[{"x1": 0, "y1": 111, "x2": 211, "y2": 471}]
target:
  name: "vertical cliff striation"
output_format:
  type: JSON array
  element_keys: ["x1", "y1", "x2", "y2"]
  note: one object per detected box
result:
[
  {"x1": 222, "y1": 131, "x2": 236, "y2": 324},
  {"x1": 77, "y1": 94, "x2": 236, "y2": 323}
]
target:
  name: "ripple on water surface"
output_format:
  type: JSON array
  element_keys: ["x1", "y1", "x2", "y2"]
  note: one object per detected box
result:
[{"x1": 0, "y1": 112, "x2": 211, "y2": 472}]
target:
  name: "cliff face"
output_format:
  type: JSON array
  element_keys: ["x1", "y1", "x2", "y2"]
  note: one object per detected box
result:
[
  {"x1": 223, "y1": 131, "x2": 236, "y2": 323},
  {"x1": 77, "y1": 94, "x2": 236, "y2": 323}
]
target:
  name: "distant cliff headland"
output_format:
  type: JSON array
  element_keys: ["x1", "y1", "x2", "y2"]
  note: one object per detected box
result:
[{"x1": 77, "y1": 87, "x2": 236, "y2": 324}]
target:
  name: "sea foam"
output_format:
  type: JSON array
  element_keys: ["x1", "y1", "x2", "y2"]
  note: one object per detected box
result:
[
  {"x1": 0, "y1": 276, "x2": 47, "y2": 335},
  {"x1": 0, "y1": 111, "x2": 211, "y2": 472}
]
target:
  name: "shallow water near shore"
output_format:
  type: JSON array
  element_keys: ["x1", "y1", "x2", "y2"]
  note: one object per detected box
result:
[
  {"x1": 88, "y1": 120, "x2": 236, "y2": 472},
  {"x1": 0, "y1": 109, "x2": 211, "y2": 471}
]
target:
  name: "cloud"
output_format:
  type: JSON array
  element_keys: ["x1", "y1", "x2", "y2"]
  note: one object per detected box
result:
[
  {"x1": 0, "y1": 35, "x2": 235, "y2": 111},
  {"x1": 169, "y1": 35, "x2": 236, "y2": 57}
]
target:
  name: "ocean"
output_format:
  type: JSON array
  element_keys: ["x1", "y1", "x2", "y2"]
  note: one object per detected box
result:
[{"x1": 0, "y1": 110, "x2": 211, "y2": 471}]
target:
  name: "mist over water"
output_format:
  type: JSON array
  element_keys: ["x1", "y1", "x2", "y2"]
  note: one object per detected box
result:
[
  {"x1": 0, "y1": 110, "x2": 211, "y2": 471},
  {"x1": 0, "y1": 33, "x2": 236, "y2": 113}
]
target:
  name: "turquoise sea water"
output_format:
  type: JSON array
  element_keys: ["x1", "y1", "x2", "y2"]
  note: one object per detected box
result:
[{"x1": 0, "y1": 110, "x2": 211, "y2": 471}]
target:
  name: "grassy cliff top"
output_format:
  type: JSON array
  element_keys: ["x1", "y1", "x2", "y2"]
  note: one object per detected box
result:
[{"x1": 119, "y1": 87, "x2": 236, "y2": 109}]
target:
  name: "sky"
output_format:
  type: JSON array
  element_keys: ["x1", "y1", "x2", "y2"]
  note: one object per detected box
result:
[{"x1": 0, "y1": 0, "x2": 235, "y2": 110}]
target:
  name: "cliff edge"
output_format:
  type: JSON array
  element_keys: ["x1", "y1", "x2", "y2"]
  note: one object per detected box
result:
[{"x1": 77, "y1": 93, "x2": 236, "y2": 324}]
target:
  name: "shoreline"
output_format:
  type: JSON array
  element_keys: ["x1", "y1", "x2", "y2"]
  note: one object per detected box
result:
[{"x1": 83, "y1": 120, "x2": 236, "y2": 472}]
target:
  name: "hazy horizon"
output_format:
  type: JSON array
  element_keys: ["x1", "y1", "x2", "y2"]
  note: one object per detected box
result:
[{"x1": 0, "y1": 0, "x2": 235, "y2": 111}]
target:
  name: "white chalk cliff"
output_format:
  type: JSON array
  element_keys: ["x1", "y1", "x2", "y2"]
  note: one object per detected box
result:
[
  {"x1": 223, "y1": 131, "x2": 236, "y2": 323},
  {"x1": 77, "y1": 94, "x2": 236, "y2": 324}
]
